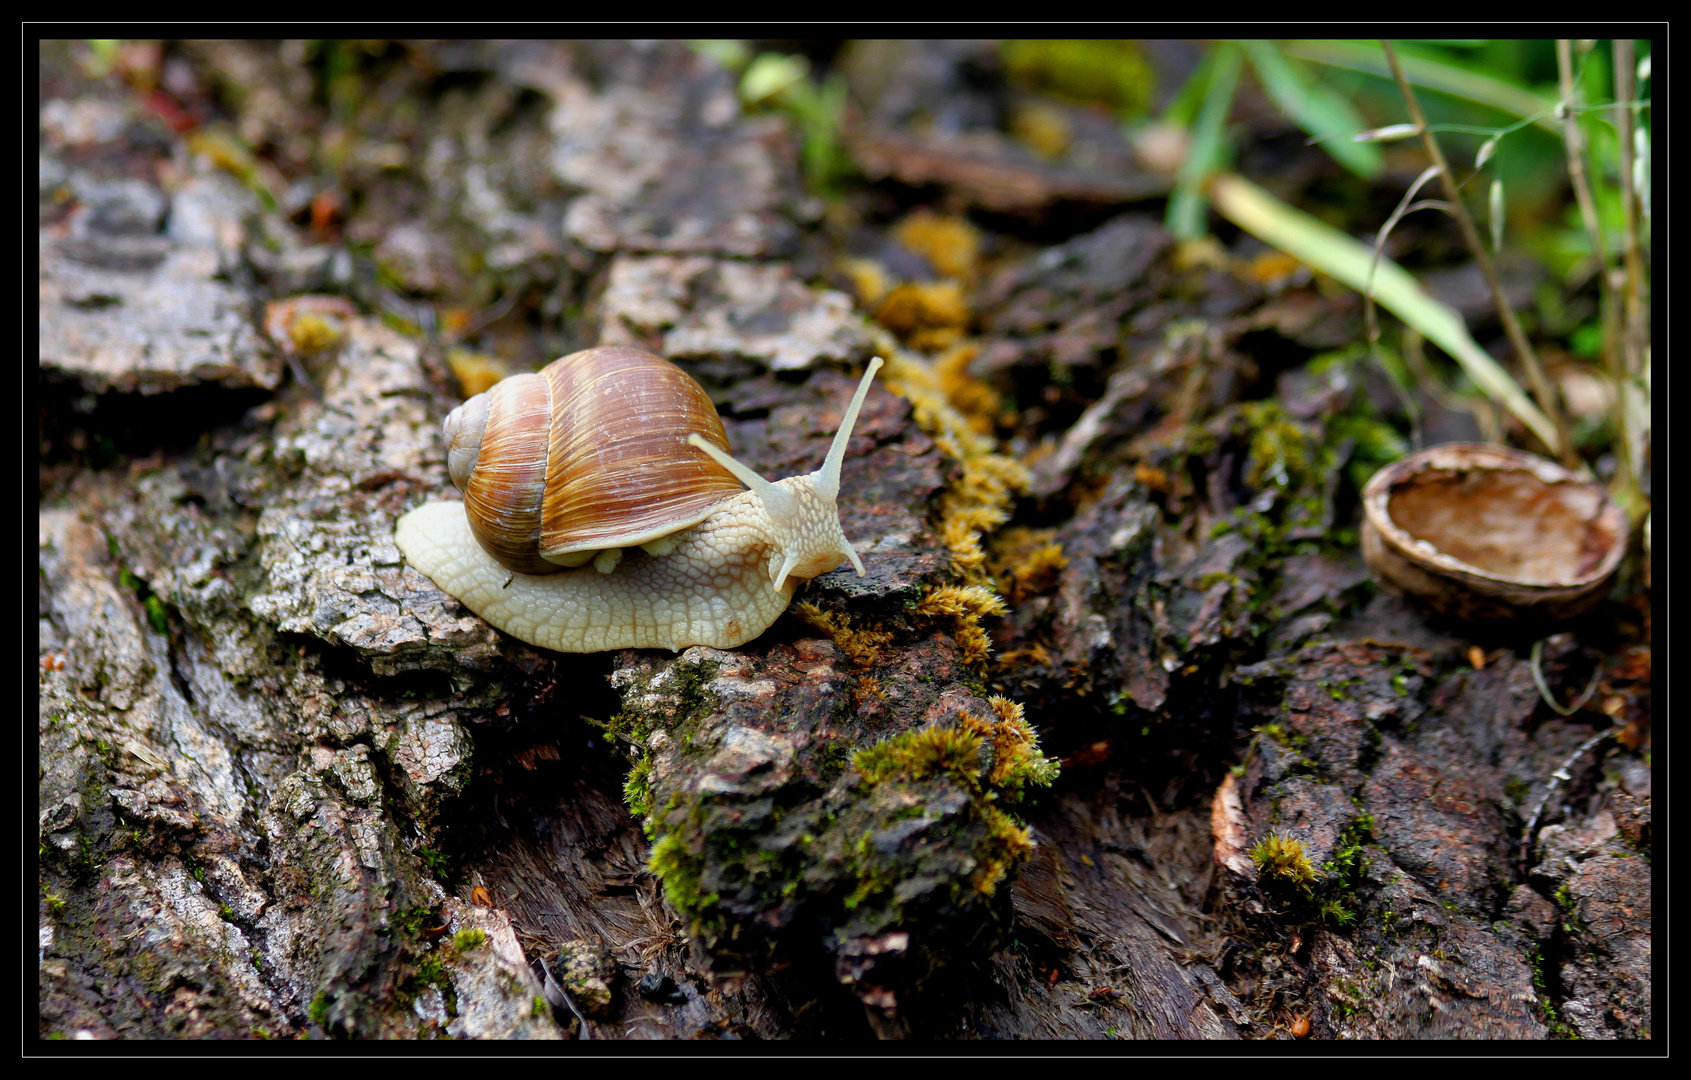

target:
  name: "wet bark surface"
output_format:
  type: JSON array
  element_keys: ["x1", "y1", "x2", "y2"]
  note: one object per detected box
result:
[{"x1": 38, "y1": 39, "x2": 1649, "y2": 1042}]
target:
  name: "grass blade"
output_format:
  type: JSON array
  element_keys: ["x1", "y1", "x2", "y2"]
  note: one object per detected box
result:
[
  {"x1": 1282, "y1": 40, "x2": 1559, "y2": 132},
  {"x1": 1240, "y1": 39, "x2": 1383, "y2": 178},
  {"x1": 1208, "y1": 172, "x2": 1559, "y2": 451}
]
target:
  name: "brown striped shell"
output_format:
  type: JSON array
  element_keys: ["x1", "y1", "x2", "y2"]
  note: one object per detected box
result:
[{"x1": 442, "y1": 346, "x2": 742, "y2": 575}]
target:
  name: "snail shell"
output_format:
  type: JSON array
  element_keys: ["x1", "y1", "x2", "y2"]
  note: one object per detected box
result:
[
  {"x1": 444, "y1": 346, "x2": 742, "y2": 575},
  {"x1": 395, "y1": 348, "x2": 883, "y2": 652}
]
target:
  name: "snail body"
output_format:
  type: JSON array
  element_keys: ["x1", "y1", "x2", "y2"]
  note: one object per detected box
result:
[{"x1": 395, "y1": 347, "x2": 883, "y2": 652}]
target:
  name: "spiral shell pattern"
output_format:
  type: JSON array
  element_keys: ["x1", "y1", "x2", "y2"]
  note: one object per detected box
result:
[{"x1": 444, "y1": 346, "x2": 740, "y2": 575}]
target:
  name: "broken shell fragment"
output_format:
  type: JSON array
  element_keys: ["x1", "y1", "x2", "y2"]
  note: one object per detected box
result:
[{"x1": 1360, "y1": 443, "x2": 1626, "y2": 622}]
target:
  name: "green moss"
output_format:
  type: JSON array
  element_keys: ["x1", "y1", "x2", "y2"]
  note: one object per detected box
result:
[
  {"x1": 633, "y1": 664, "x2": 1054, "y2": 977},
  {"x1": 1528, "y1": 945, "x2": 1579, "y2": 1039},
  {"x1": 1330, "y1": 977, "x2": 1365, "y2": 1019},
  {"x1": 413, "y1": 954, "x2": 449, "y2": 991},
  {"x1": 1241, "y1": 401, "x2": 1316, "y2": 493},
  {"x1": 392, "y1": 906, "x2": 434, "y2": 937},
  {"x1": 451, "y1": 929, "x2": 486, "y2": 952},
  {"x1": 418, "y1": 845, "x2": 449, "y2": 877},
  {"x1": 1319, "y1": 898, "x2": 1355, "y2": 926},
  {"x1": 115, "y1": 565, "x2": 171, "y2": 634},
  {"x1": 1001, "y1": 39, "x2": 1154, "y2": 117},
  {"x1": 622, "y1": 755, "x2": 653, "y2": 823},
  {"x1": 648, "y1": 832, "x2": 710, "y2": 915},
  {"x1": 142, "y1": 595, "x2": 169, "y2": 634},
  {"x1": 1321, "y1": 814, "x2": 1374, "y2": 894},
  {"x1": 1254, "y1": 722, "x2": 1307, "y2": 750}
]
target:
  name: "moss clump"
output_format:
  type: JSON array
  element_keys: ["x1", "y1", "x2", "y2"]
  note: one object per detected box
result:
[
  {"x1": 855, "y1": 725, "x2": 986, "y2": 788},
  {"x1": 848, "y1": 696, "x2": 1058, "y2": 903},
  {"x1": 647, "y1": 830, "x2": 716, "y2": 920},
  {"x1": 963, "y1": 696, "x2": 1063, "y2": 797},
  {"x1": 876, "y1": 281, "x2": 971, "y2": 354},
  {"x1": 853, "y1": 696, "x2": 1057, "y2": 800},
  {"x1": 1000, "y1": 39, "x2": 1154, "y2": 117},
  {"x1": 988, "y1": 526, "x2": 1068, "y2": 604},
  {"x1": 794, "y1": 600, "x2": 897, "y2": 667},
  {"x1": 893, "y1": 210, "x2": 981, "y2": 283},
  {"x1": 1319, "y1": 898, "x2": 1356, "y2": 927},
  {"x1": 1241, "y1": 401, "x2": 1317, "y2": 494},
  {"x1": 934, "y1": 343, "x2": 1001, "y2": 434},
  {"x1": 799, "y1": 583, "x2": 1009, "y2": 669},
  {"x1": 914, "y1": 584, "x2": 1007, "y2": 667},
  {"x1": 444, "y1": 348, "x2": 507, "y2": 398},
  {"x1": 1250, "y1": 831, "x2": 1320, "y2": 888}
]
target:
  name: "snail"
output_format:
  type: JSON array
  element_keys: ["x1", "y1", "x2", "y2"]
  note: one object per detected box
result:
[{"x1": 394, "y1": 346, "x2": 884, "y2": 653}]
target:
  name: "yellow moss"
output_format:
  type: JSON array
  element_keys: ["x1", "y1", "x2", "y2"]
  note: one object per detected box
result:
[
  {"x1": 288, "y1": 313, "x2": 343, "y2": 356},
  {"x1": 911, "y1": 585, "x2": 1008, "y2": 668},
  {"x1": 916, "y1": 584, "x2": 1008, "y2": 621},
  {"x1": 955, "y1": 623, "x2": 993, "y2": 666},
  {"x1": 933, "y1": 343, "x2": 1001, "y2": 435},
  {"x1": 875, "y1": 280, "x2": 970, "y2": 348},
  {"x1": 957, "y1": 696, "x2": 1060, "y2": 793},
  {"x1": 447, "y1": 349, "x2": 509, "y2": 398},
  {"x1": 987, "y1": 695, "x2": 1025, "y2": 725},
  {"x1": 854, "y1": 724, "x2": 985, "y2": 788},
  {"x1": 1008, "y1": 100, "x2": 1072, "y2": 160},
  {"x1": 794, "y1": 600, "x2": 895, "y2": 668},
  {"x1": 988, "y1": 526, "x2": 1069, "y2": 603},
  {"x1": 1250, "y1": 832, "x2": 1320, "y2": 888},
  {"x1": 997, "y1": 643, "x2": 1052, "y2": 668},
  {"x1": 946, "y1": 500, "x2": 1010, "y2": 534},
  {"x1": 941, "y1": 517, "x2": 988, "y2": 577},
  {"x1": 1172, "y1": 235, "x2": 1231, "y2": 274},
  {"x1": 839, "y1": 256, "x2": 892, "y2": 309},
  {"x1": 908, "y1": 325, "x2": 965, "y2": 354},
  {"x1": 956, "y1": 455, "x2": 1031, "y2": 507},
  {"x1": 852, "y1": 674, "x2": 884, "y2": 711},
  {"x1": 972, "y1": 803, "x2": 1034, "y2": 895},
  {"x1": 1000, "y1": 39, "x2": 1154, "y2": 117},
  {"x1": 872, "y1": 342, "x2": 1028, "y2": 666},
  {"x1": 1244, "y1": 249, "x2": 1306, "y2": 289},
  {"x1": 892, "y1": 209, "x2": 981, "y2": 283}
]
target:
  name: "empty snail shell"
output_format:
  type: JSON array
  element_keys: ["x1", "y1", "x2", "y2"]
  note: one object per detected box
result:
[{"x1": 395, "y1": 346, "x2": 883, "y2": 652}]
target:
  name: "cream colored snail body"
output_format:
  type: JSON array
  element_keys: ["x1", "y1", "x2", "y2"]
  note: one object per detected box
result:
[{"x1": 395, "y1": 346, "x2": 883, "y2": 652}]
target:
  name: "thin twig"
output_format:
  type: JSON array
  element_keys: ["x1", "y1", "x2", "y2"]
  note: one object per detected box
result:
[
  {"x1": 1363, "y1": 164, "x2": 1448, "y2": 451},
  {"x1": 1611, "y1": 39, "x2": 1651, "y2": 515},
  {"x1": 1529, "y1": 638, "x2": 1604, "y2": 717},
  {"x1": 1401, "y1": 324, "x2": 1500, "y2": 444},
  {"x1": 1555, "y1": 41, "x2": 1621, "y2": 375},
  {"x1": 1612, "y1": 40, "x2": 1647, "y2": 385},
  {"x1": 1380, "y1": 40, "x2": 1574, "y2": 466},
  {"x1": 541, "y1": 962, "x2": 593, "y2": 1039},
  {"x1": 1519, "y1": 728, "x2": 1615, "y2": 876}
]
